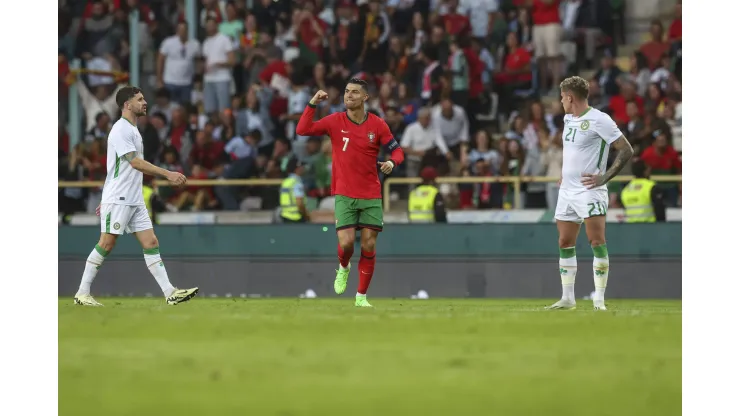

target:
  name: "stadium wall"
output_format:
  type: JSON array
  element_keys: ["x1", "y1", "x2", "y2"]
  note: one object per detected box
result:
[{"x1": 58, "y1": 224, "x2": 682, "y2": 299}]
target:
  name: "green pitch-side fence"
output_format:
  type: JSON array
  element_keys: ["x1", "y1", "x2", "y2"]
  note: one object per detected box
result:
[{"x1": 58, "y1": 223, "x2": 681, "y2": 259}]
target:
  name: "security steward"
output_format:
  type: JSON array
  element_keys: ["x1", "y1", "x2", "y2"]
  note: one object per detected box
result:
[
  {"x1": 408, "y1": 166, "x2": 447, "y2": 223},
  {"x1": 279, "y1": 158, "x2": 309, "y2": 223},
  {"x1": 142, "y1": 176, "x2": 165, "y2": 224},
  {"x1": 620, "y1": 160, "x2": 666, "y2": 223}
]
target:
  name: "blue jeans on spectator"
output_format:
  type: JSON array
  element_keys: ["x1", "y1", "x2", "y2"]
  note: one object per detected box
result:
[
  {"x1": 204, "y1": 81, "x2": 231, "y2": 114},
  {"x1": 215, "y1": 157, "x2": 255, "y2": 210},
  {"x1": 165, "y1": 83, "x2": 192, "y2": 106}
]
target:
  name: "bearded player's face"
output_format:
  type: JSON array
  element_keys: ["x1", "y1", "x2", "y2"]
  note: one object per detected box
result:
[
  {"x1": 344, "y1": 84, "x2": 367, "y2": 110},
  {"x1": 128, "y1": 92, "x2": 148, "y2": 117}
]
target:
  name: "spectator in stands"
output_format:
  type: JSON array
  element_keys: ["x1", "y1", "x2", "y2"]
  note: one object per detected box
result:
[
  {"x1": 150, "y1": 88, "x2": 179, "y2": 124},
  {"x1": 522, "y1": 130, "x2": 548, "y2": 208},
  {"x1": 627, "y1": 51, "x2": 652, "y2": 96},
  {"x1": 285, "y1": 72, "x2": 312, "y2": 159},
  {"x1": 594, "y1": 52, "x2": 623, "y2": 98},
  {"x1": 502, "y1": 138, "x2": 525, "y2": 208},
  {"x1": 448, "y1": 37, "x2": 470, "y2": 108},
  {"x1": 531, "y1": 0, "x2": 563, "y2": 94},
  {"x1": 639, "y1": 19, "x2": 670, "y2": 70},
  {"x1": 623, "y1": 100, "x2": 649, "y2": 156},
  {"x1": 587, "y1": 78, "x2": 609, "y2": 112},
  {"x1": 77, "y1": 79, "x2": 124, "y2": 131},
  {"x1": 219, "y1": 1, "x2": 244, "y2": 41},
  {"x1": 574, "y1": 0, "x2": 612, "y2": 67},
  {"x1": 157, "y1": 21, "x2": 201, "y2": 105},
  {"x1": 397, "y1": 82, "x2": 422, "y2": 124},
  {"x1": 312, "y1": 139, "x2": 333, "y2": 198},
  {"x1": 668, "y1": 2, "x2": 681, "y2": 42},
  {"x1": 609, "y1": 80, "x2": 643, "y2": 126},
  {"x1": 149, "y1": 112, "x2": 170, "y2": 143},
  {"x1": 301, "y1": 137, "x2": 323, "y2": 192},
  {"x1": 641, "y1": 129, "x2": 681, "y2": 206},
  {"x1": 641, "y1": 129, "x2": 681, "y2": 174},
  {"x1": 471, "y1": 158, "x2": 504, "y2": 209},
  {"x1": 401, "y1": 107, "x2": 450, "y2": 179},
  {"x1": 85, "y1": 112, "x2": 111, "y2": 143},
  {"x1": 540, "y1": 127, "x2": 563, "y2": 209},
  {"x1": 468, "y1": 130, "x2": 501, "y2": 175},
  {"x1": 650, "y1": 54, "x2": 672, "y2": 92},
  {"x1": 432, "y1": 98, "x2": 469, "y2": 173},
  {"x1": 78, "y1": 1, "x2": 115, "y2": 59},
  {"x1": 202, "y1": 17, "x2": 236, "y2": 115},
  {"x1": 522, "y1": 101, "x2": 548, "y2": 151},
  {"x1": 441, "y1": 0, "x2": 471, "y2": 38},
  {"x1": 505, "y1": 114, "x2": 526, "y2": 142},
  {"x1": 418, "y1": 45, "x2": 444, "y2": 106},
  {"x1": 408, "y1": 11, "x2": 428, "y2": 55},
  {"x1": 494, "y1": 32, "x2": 532, "y2": 116},
  {"x1": 189, "y1": 129, "x2": 227, "y2": 178},
  {"x1": 644, "y1": 83, "x2": 666, "y2": 117},
  {"x1": 236, "y1": 84, "x2": 275, "y2": 155},
  {"x1": 271, "y1": 137, "x2": 294, "y2": 174},
  {"x1": 175, "y1": 164, "x2": 214, "y2": 211}
]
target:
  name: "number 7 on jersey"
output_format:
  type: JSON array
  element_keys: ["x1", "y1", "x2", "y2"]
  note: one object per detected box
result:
[{"x1": 342, "y1": 137, "x2": 349, "y2": 151}]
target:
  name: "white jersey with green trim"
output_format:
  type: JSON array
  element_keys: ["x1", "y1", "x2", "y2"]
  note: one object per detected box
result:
[
  {"x1": 560, "y1": 107, "x2": 623, "y2": 193},
  {"x1": 101, "y1": 118, "x2": 145, "y2": 206}
]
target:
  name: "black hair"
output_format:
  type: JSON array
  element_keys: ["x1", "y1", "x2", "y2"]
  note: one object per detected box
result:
[
  {"x1": 632, "y1": 159, "x2": 648, "y2": 178},
  {"x1": 115, "y1": 86, "x2": 142, "y2": 109},
  {"x1": 346, "y1": 77, "x2": 369, "y2": 93}
]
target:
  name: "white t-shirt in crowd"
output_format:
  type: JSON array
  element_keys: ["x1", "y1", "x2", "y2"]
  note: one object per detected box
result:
[
  {"x1": 561, "y1": 107, "x2": 623, "y2": 193},
  {"x1": 459, "y1": 0, "x2": 499, "y2": 38},
  {"x1": 159, "y1": 35, "x2": 201, "y2": 86},
  {"x1": 102, "y1": 118, "x2": 144, "y2": 206},
  {"x1": 202, "y1": 33, "x2": 235, "y2": 83}
]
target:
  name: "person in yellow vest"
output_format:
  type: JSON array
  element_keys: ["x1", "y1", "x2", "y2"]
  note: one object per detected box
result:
[
  {"x1": 280, "y1": 158, "x2": 309, "y2": 223},
  {"x1": 142, "y1": 176, "x2": 165, "y2": 225},
  {"x1": 408, "y1": 166, "x2": 447, "y2": 223},
  {"x1": 620, "y1": 160, "x2": 666, "y2": 222}
]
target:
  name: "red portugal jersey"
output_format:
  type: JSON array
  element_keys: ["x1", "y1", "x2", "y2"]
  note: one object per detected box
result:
[{"x1": 296, "y1": 104, "x2": 405, "y2": 199}]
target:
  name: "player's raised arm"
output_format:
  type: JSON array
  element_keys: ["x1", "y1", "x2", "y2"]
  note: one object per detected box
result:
[
  {"x1": 121, "y1": 152, "x2": 186, "y2": 186},
  {"x1": 296, "y1": 90, "x2": 333, "y2": 137}
]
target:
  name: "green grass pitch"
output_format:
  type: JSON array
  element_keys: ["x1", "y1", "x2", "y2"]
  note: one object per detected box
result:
[{"x1": 59, "y1": 299, "x2": 681, "y2": 416}]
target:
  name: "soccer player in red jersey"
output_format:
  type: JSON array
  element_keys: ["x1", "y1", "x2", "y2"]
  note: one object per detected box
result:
[{"x1": 296, "y1": 78, "x2": 405, "y2": 307}]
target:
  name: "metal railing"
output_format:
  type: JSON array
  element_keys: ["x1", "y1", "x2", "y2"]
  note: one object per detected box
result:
[{"x1": 58, "y1": 175, "x2": 682, "y2": 212}]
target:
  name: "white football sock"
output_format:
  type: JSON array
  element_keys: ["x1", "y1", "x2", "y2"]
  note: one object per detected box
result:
[
  {"x1": 592, "y1": 244, "x2": 609, "y2": 302},
  {"x1": 144, "y1": 247, "x2": 176, "y2": 297},
  {"x1": 559, "y1": 247, "x2": 577, "y2": 302},
  {"x1": 77, "y1": 245, "x2": 108, "y2": 296}
]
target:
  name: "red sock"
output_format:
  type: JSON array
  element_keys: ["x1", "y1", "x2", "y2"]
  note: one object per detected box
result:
[
  {"x1": 358, "y1": 250, "x2": 376, "y2": 295},
  {"x1": 338, "y1": 243, "x2": 353, "y2": 268}
]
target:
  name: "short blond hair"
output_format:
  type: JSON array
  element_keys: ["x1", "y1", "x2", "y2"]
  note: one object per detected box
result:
[{"x1": 559, "y1": 76, "x2": 589, "y2": 100}]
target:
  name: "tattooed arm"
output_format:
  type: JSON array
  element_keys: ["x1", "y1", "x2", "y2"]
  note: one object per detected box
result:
[
  {"x1": 581, "y1": 136, "x2": 634, "y2": 189},
  {"x1": 122, "y1": 151, "x2": 186, "y2": 185}
]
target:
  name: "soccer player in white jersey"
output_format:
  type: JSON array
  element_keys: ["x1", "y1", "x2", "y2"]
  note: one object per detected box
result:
[
  {"x1": 73, "y1": 86, "x2": 199, "y2": 306},
  {"x1": 546, "y1": 76, "x2": 634, "y2": 311}
]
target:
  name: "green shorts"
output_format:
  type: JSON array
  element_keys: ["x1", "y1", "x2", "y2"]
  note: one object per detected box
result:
[{"x1": 334, "y1": 195, "x2": 384, "y2": 232}]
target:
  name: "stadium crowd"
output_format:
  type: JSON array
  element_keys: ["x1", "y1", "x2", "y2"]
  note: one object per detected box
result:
[{"x1": 58, "y1": 0, "x2": 682, "y2": 214}]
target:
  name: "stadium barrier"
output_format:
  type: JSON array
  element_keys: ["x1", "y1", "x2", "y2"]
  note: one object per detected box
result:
[{"x1": 58, "y1": 175, "x2": 682, "y2": 212}]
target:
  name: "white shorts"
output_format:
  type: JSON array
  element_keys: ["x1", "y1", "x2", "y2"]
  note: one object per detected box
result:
[
  {"x1": 533, "y1": 23, "x2": 563, "y2": 58},
  {"x1": 555, "y1": 189, "x2": 608, "y2": 224},
  {"x1": 100, "y1": 204, "x2": 153, "y2": 235}
]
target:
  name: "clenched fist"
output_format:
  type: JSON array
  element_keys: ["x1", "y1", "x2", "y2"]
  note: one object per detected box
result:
[{"x1": 310, "y1": 90, "x2": 329, "y2": 105}]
